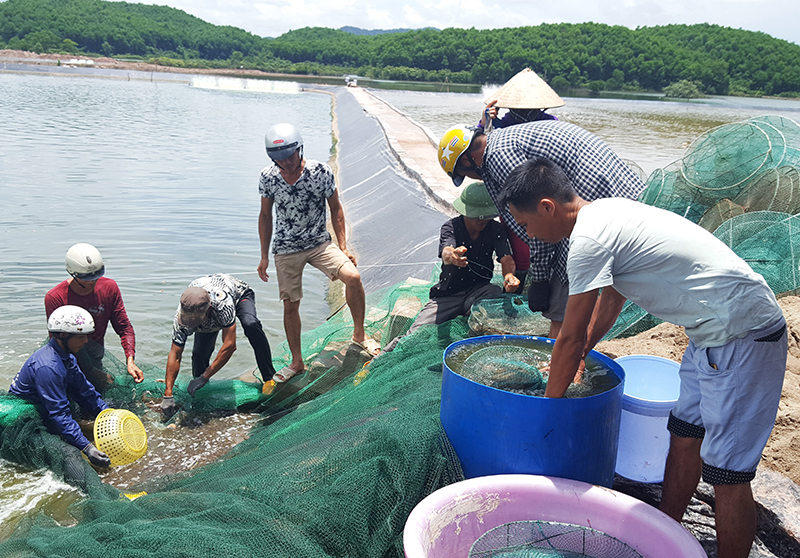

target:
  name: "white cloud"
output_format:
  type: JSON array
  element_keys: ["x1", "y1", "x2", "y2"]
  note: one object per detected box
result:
[
  {"x1": 150, "y1": 0, "x2": 800, "y2": 45},
  {"x1": 401, "y1": 5, "x2": 427, "y2": 28}
]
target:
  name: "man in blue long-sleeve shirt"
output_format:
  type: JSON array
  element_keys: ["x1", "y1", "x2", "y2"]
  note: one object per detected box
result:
[{"x1": 10, "y1": 305, "x2": 111, "y2": 467}]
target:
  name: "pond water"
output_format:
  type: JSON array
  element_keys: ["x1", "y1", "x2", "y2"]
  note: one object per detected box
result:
[{"x1": 372, "y1": 88, "x2": 800, "y2": 177}]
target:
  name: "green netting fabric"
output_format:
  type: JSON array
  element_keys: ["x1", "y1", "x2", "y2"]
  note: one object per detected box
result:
[
  {"x1": 638, "y1": 114, "x2": 800, "y2": 233},
  {"x1": 469, "y1": 520, "x2": 643, "y2": 558},
  {"x1": 0, "y1": 276, "x2": 473, "y2": 557},
  {"x1": 681, "y1": 122, "x2": 774, "y2": 196},
  {"x1": 0, "y1": 394, "x2": 118, "y2": 501},
  {"x1": 617, "y1": 114, "x2": 800, "y2": 339},
  {"x1": 714, "y1": 211, "x2": 800, "y2": 297},
  {"x1": 639, "y1": 162, "x2": 710, "y2": 223},
  {"x1": 460, "y1": 344, "x2": 548, "y2": 392},
  {"x1": 468, "y1": 295, "x2": 551, "y2": 337}
]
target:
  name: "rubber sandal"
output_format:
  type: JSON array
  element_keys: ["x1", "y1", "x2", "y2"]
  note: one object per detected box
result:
[
  {"x1": 351, "y1": 337, "x2": 381, "y2": 357},
  {"x1": 273, "y1": 366, "x2": 304, "y2": 383}
]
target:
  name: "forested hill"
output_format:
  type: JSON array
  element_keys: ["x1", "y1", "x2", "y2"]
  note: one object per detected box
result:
[
  {"x1": 2, "y1": 0, "x2": 800, "y2": 96},
  {"x1": 0, "y1": 0, "x2": 262, "y2": 59}
]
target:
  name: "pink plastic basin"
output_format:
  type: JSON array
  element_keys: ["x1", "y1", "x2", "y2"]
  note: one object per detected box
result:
[{"x1": 404, "y1": 474, "x2": 705, "y2": 558}]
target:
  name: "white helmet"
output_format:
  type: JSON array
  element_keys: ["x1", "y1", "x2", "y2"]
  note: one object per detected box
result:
[
  {"x1": 265, "y1": 123, "x2": 303, "y2": 161},
  {"x1": 65, "y1": 243, "x2": 105, "y2": 281},
  {"x1": 48, "y1": 305, "x2": 96, "y2": 334}
]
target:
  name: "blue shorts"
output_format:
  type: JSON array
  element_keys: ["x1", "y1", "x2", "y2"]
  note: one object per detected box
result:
[{"x1": 668, "y1": 318, "x2": 787, "y2": 484}]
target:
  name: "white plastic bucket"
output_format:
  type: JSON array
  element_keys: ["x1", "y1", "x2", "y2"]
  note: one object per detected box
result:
[
  {"x1": 615, "y1": 355, "x2": 681, "y2": 483},
  {"x1": 403, "y1": 474, "x2": 706, "y2": 558}
]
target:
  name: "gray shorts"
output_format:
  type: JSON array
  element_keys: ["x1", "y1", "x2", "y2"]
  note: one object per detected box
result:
[
  {"x1": 542, "y1": 276, "x2": 569, "y2": 323},
  {"x1": 668, "y1": 318, "x2": 787, "y2": 484}
]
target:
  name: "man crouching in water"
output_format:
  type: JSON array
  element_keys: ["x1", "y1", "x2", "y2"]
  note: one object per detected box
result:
[{"x1": 10, "y1": 305, "x2": 112, "y2": 468}]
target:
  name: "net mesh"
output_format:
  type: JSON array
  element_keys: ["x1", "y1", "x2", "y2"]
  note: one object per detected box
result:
[
  {"x1": 447, "y1": 338, "x2": 620, "y2": 399},
  {"x1": 713, "y1": 211, "x2": 800, "y2": 297},
  {"x1": 617, "y1": 114, "x2": 800, "y2": 339},
  {"x1": 468, "y1": 295, "x2": 551, "y2": 337},
  {"x1": 468, "y1": 520, "x2": 643, "y2": 558},
  {"x1": 460, "y1": 344, "x2": 548, "y2": 392},
  {"x1": 681, "y1": 122, "x2": 773, "y2": 196}
]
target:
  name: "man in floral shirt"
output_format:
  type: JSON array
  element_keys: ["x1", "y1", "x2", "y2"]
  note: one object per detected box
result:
[
  {"x1": 160, "y1": 274, "x2": 277, "y2": 417},
  {"x1": 257, "y1": 123, "x2": 379, "y2": 382}
]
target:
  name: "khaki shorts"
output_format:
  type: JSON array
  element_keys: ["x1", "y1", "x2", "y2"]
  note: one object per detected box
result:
[{"x1": 274, "y1": 242, "x2": 351, "y2": 302}]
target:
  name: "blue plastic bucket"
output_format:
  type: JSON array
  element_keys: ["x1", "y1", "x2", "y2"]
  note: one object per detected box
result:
[
  {"x1": 614, "y1": 355, "x2": 681, "y2": 483},
  {"x1": 441, "y1": 335, "x2": 624, "y2": 488}
]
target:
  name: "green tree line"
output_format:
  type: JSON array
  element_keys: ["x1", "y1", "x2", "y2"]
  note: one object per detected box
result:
[{"x1": 2, "y1": 0, "x2": 800, "y2": 96}]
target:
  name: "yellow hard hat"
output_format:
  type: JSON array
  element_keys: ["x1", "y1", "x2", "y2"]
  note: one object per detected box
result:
[{"x1": 438, "y1": 126, "x2": 478, "y2": 186}]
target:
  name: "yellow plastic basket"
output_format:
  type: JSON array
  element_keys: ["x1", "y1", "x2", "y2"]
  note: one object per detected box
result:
[{"x1": 93, "y1": 408, "x2": 148, "y2": 467}]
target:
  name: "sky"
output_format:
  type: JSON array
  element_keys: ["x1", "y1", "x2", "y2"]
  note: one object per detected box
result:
[{"x1": 146, "y1": 0, "x2": 800, "y2": 46}]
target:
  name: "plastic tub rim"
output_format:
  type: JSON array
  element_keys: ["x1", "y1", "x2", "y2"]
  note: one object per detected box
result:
[
  {"x1": 443, "y1": 334, "x2": 623, "y2": 400},
  {"x1": 403, "y1": 474, "x2": 707, "y2": 558},
  {"x1": 616, "y1": 354, "x2": 679, "y2": 416}
]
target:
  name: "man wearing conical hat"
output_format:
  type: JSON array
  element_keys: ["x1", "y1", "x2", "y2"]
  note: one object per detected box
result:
[
  {"x1": 437, "y1": 115, "x2": 645, "y2": 339},
  {"x1": 477, "y1": 68, "x2": 564, "y2": 132},
  {"x1": 476, "y1": 69, "x2": 565, "y2": 294},
  {"x1": 382, "y1": 182, "x2": 519, "y2": 353}
]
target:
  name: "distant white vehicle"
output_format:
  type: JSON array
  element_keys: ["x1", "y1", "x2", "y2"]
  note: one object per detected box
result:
[
  {"x1": 67, "y1": 59, "x2": 95, "y2": 66},
  {"x1": 345, "y1": 75, "x2": 358, "y2": 87}
]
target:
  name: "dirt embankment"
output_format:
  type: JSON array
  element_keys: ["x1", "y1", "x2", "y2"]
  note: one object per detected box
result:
[{"x1": 0, "y1": 49, "x2": 300, "y2": 79}]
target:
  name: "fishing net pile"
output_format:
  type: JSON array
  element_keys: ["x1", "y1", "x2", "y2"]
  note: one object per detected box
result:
[
  {"x1": 0, "y1": 277, "x2": 472, "y2": 557},
  {"x1": 468, "y1": 294, "x2": 551, "y2": 337},
  {"x1": 610, "y1": 114, "x2": 800, "y2": 338}
]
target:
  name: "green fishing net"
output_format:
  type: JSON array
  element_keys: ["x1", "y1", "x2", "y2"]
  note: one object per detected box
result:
[
  {"x1": 469, "y1": 521, "x2": 643, "y2": 558},
  {"x1": 460, "y1": 344, "x2": 548, "y2": 392},
  {"x1": 617, "y1": 114, "x2": 800, "y2": 339},
  {"x1": 638, "y1": 114, "x2": 800, "y2": 232},
  {"x1": 714, "y1": 211, "x2": 800, "y2": 297},
  {"x1": 468, "y1": 295, "x2": 551, "y2": 337},
  {"x1": 0, "y1": 277, "x2": 469, "y2": 557}
]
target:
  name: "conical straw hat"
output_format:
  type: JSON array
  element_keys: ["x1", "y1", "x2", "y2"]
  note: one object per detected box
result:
[{"x1": 484, "y1": 68, "x2": 565, "y2": 110}]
